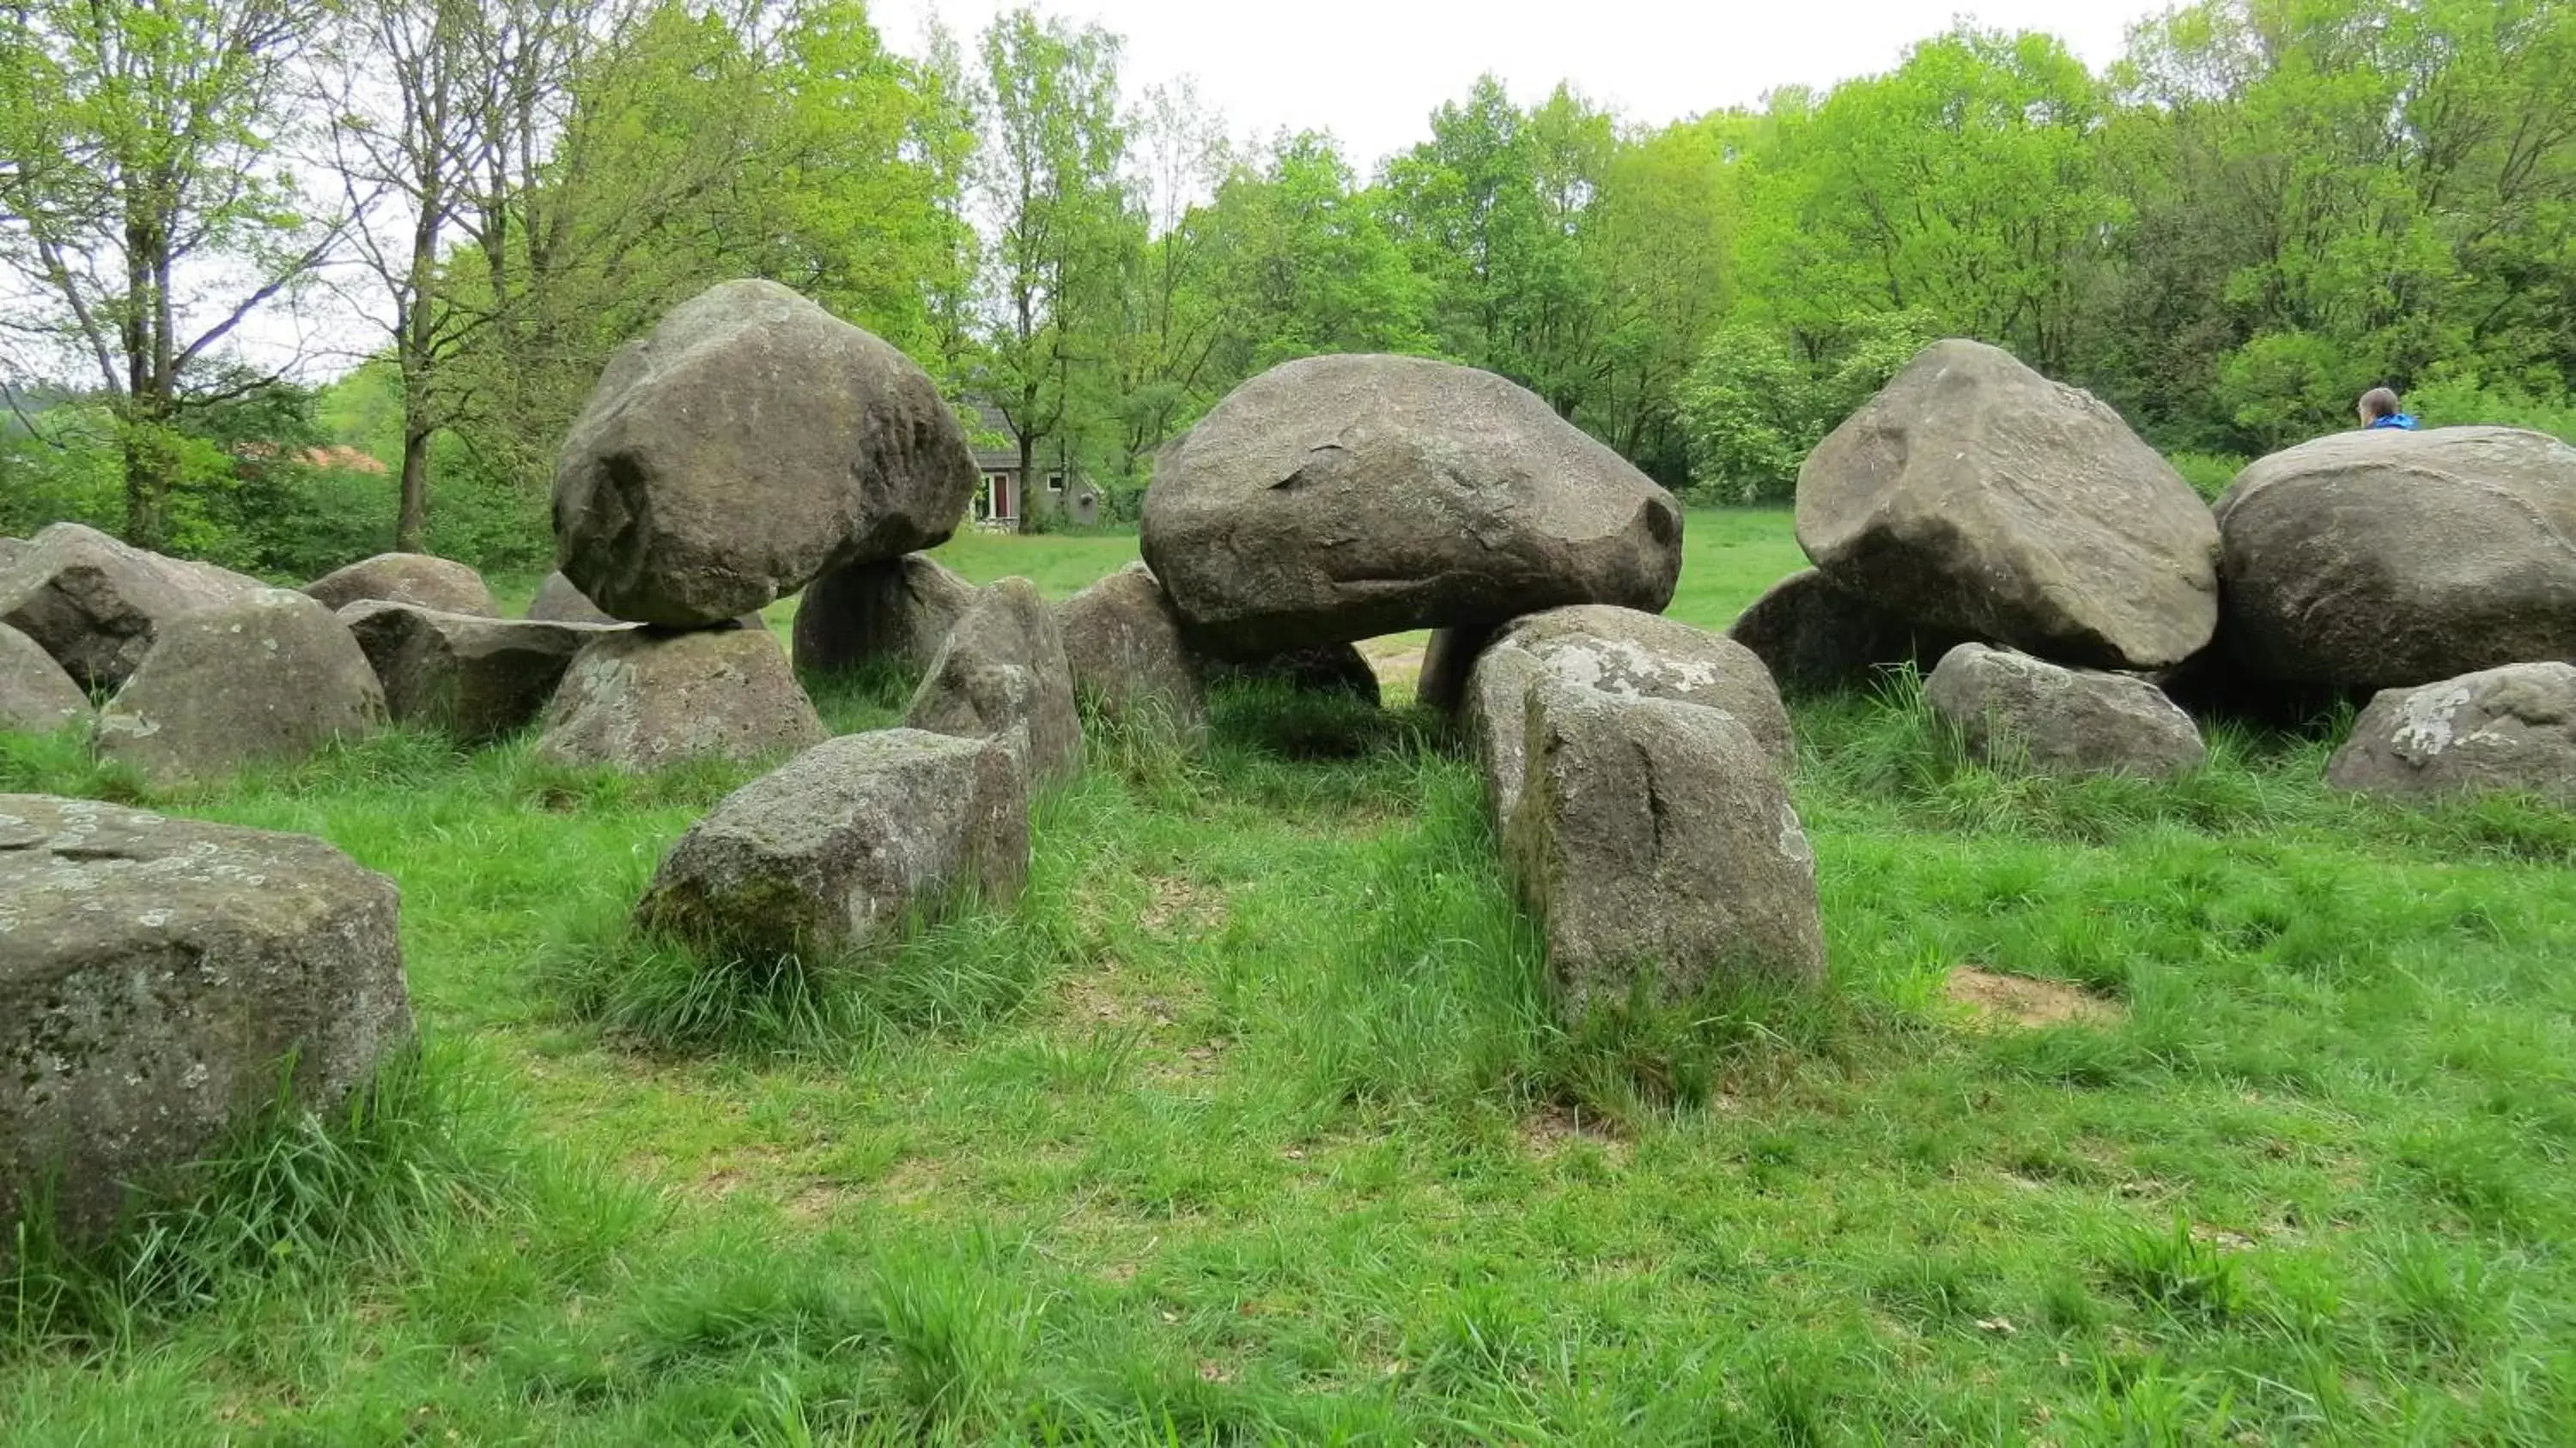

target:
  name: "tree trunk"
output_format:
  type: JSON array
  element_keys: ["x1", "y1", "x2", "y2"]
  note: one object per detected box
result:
[{"x1": 395, "y1": 417, "x2": 434, "y2": 552}]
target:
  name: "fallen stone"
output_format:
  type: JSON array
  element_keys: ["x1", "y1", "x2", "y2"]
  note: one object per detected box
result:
[
  {"x1": 791, "y1": 553, "x2": 978, "y2": 678},
  {"x1": 1727, "y1": 568, "x2": 1969, "y2": 697},
  {"x1": 0, "y1": 623, "x2": 88, "y2": 735},
  {"x1": 1923, "y1": 642, "x2": 2206, "y2": 779},
  {"x1": 95, "y1": 590, "x2": 386, "y2": 787},
  {"x1": 534, "y1": 624, "x2": 825, "y2": 771},
  {"x1": 905, "y1": 578, "x2": 1081, "y2": 783},
  {"x1": 1057, "y1": 562, "x2": 1205, "y2": 743},
  {"x1": 1797, "y1": 339, "x2": 2221, "y2": 670},
  {"x1": 303, "y1": 553, "x2": 497, "y2": 618},
  {"x1": 0, "y1": 522, "x2": 263, "y2": 690},
  {"x1": 2326, "y1": 662, "x2": 2576, "y2": 803},
  {"x1": 636, "y1": 729, "x2": 1029, "y2": 958},
  {"x1": 0, "y1": 794, "x2": 413, "y2": 1246},
  {"x1": 340, "y1": 601, "x2": 610, "y2": 744}
]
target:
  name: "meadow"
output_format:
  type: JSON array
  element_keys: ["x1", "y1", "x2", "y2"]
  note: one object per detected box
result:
[{"x1": 4, "y1": 509, "x2": 2573, "y2": 1445}]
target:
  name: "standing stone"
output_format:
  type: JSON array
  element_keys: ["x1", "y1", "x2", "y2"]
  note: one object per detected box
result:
[
  {"x1": 791, "y1": 553, "x2": 978, "y2": 678},
  {"x1": 552, "y1": 279, "x2": 979, "y2": 626},
  {"x1": 1, "y1": 623, "x2": 89, "y2": 734},
  {"x1": 534, "y1": 625, "x2": 825, "y2": 772},
  {"x1": 1728, "y1": 569, "x2": 1968, "y2": 697},
  {"x1": 1923, "y1": 642, "x2": 2206, "y2": 780},
  {"x1": 0, "y1": 794, "x2": 414, "y2": 1246},
  {"x1": 1796, "y1": 339, "x2": 2221, "y2": 670},
  {"x1": 636, "y1": 729, "x2": 1029, "y2": 958},
  {"x1": 2326, "y1": 663, "x2": 2576, "y2": 804},
  {"x1": 1057, "y1": 562, "x2": 1205, "y2": 743},
  {"x1": 339, "y1": 601, "x2": 609, "y2": 744},
  {"x1": 1504, "y1": 679, "x2": 1826, "y2": 1015},
  {"x1": 1462, "y1": 638, "x2": 1549, "y2": 824},
  {"x1": 0, "y1": 522, "x2": 263, "y2": 690},
  {"x1": 95, "y1": 590, "x2": 386, "y2": 788},
  {"x1": 906, "y1": 578, "x2": 1081, "y2": 783},
  {"x1": 303, "y1": 553, "x2": 497, "y2": 618},
  {"x1": 2214, "y1": 427, "x2": 2576, "y2": 690},
  {"x1": 1491, "y1": 605, "x2": 1794, "y2": 771},
  {"x1": 1417, "y1": 623, "x2": 1501, "y2": 715},
  {"x1": 1142, "y1": 354, "x2": 1684, "y2": 654},
  {"x1": 528, "y1": 570, "x2": 619, "y2": 624}
]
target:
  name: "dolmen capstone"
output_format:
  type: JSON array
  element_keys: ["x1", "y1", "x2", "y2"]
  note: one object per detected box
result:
[
  {"x1": 2327, "y1": 662, "x2": 2576, "y2": 804},
  {"x1": 0, "y1": 622, "x2": 88, "y2": 734},
  {"x1": 304, "y1": 552, "x2": 498, "y2": 618},
  {"x1": 1923, "y1": 642, "x2": 2205, "y2": 780},
  {"x1": 341, "y1": 601, "x2": 609, "y2": 744},
  {"x1": 94, "y1": 589, "x2": 386, "y2": 788},
  {"x1": 0, "y1": 522, "x2": 263, "y2": 691},
  {"x1": 0, "y1": 795, "x2": 414, "y2": 1246},
  {"x1": 906, "y1": 578, "x2": 1081, "y2": 783}
]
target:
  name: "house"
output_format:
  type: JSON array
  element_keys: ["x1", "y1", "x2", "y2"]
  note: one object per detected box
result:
[{"x1": 968, "y1": 404, "x2": 1103, "y2": 530}]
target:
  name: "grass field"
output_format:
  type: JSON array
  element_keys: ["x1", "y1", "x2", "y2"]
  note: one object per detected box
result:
[{"x1": 7, "y1": 508, "x2": 2575, "y2": 1444}]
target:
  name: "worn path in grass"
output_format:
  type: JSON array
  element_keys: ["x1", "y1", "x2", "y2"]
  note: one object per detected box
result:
[{"x1": 6, "y1": 509, "x2": 2575, "y2": 1443}]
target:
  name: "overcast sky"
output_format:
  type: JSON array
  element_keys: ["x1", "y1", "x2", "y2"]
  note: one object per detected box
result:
[{"x1": 875, "y1": 0, "x2": 2175, "y2": 171}]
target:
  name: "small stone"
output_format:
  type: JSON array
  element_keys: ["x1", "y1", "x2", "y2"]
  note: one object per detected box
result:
[
  {"x1": 1923, "y1": 642, "x2": 2206, "y2": 779},
  {"x1": 906, "y1": 578, "x2": 1081, "y2": 783},
  {"x1": 534, "y1": 625, "x2": 825, "y2": 772},
  {"x1": 2327, "y1": 662, "x2": 2576, "y2": 803},
  {"x1": 1057, "y1": 562, "x2": 1205, "y2": 744},
  {"x1": 303, "y1": 553, "x2": 497, "y2": 618}
]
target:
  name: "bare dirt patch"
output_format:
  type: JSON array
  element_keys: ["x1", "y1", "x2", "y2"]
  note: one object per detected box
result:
[
  {"x1": 1518, "y1": 1103, "x2": 1631, "y2": 1163},
  {"x1": 1139, "y1": 874, "x2": 1228, "y2": 938},
  {"x1": 1946, "y1": 967, "x2": 2123, "y2": 1030}
]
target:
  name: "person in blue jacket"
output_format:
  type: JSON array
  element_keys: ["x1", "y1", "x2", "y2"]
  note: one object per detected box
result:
[{"x1": 2357, "y1": 386, "x2": 2418, "y2": 430}]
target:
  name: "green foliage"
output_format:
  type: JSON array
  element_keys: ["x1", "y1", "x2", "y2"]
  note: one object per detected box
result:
[{"x1": 1678, "y1": 311, "x2": 1936, "y2": 502}]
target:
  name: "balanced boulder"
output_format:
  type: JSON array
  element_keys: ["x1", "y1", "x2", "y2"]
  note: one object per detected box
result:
[
  {"x1": 1923, "y1": 642, "x2": 2205, "y2": 779},
  {"x1": 534, "y1": 624, "x2": 824, "y2": 771},
  {"x1": 341, "y1": 601, "x2": 608, "y2": 744},
  {"x1": 1141, "y1": 354, "x2": 1683, "y2": 654},
  {"x1": 1057, "y1": 562, "x2": 1204, "y2": 742},
  {"x1": 0, "y1": 522, "x2": 262, "y2": 690},
  {"x1": 791, "y1": 553, "x2": 977, "y2": 678},
  {"x1": 1797, "y1": 340, "x2": 2220, "y2": 670},
  {"x1": 2214, "y1": 427, "x2": 2576, "y2": 690},
  {"x1": 2326, "y1": 662, "x2": 2576, "y2": 804},
  {"x1": 528, "y1": 571, "x2": 618, "y2": 624},
  {"x1": 1504, "y1": 678, "x2": 1826, "y2": 1014},
  {"x1": 636, "y1": 729, "x2": 1028, "y2": 958},
  {"x1": 552, "y1": 278, "x2": 978, "y2": 626},
  {"x1": 304, "y1": 553, "x2": 496, "y2": 618},
  {"x1": 0, "y1": 795, "x2": 413, "y2": 1244},
  {"x1": 1728, "y1": 568, "x2": 1967, "y2": 697},
  {"x1": 1, "y1": 623, "x2": 88, "y2": 734},
  {"x1": 907, "y1": 578, "x2": 1080, "y2": 783},
  {"x1": 96, "y1": 590, "x2": 386, "y2": 787}
]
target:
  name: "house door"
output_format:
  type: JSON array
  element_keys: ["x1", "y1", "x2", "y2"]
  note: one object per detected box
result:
[{"x1": 986, "y1": 472, "x2": 1017, "y2": 525}]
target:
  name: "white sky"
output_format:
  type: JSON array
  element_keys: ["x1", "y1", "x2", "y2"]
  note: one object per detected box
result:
[{"x1": 877, "y1": 0, "x2": 2174, "y2": 172}]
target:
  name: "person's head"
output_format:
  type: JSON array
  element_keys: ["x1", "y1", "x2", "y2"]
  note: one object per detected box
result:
[{"x1": 2358, "y1": 386, "x2": 2403, "y2": 424}]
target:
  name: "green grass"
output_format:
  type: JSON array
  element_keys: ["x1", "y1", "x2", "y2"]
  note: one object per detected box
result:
[{"x1": 5, "y1": 508, "x2": 2575, "y2": 1442}]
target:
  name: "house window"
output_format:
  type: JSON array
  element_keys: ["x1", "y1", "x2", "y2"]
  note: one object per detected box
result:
[{"x1": 1046, "y1": 472, "x2": 1065, "y2": 494}]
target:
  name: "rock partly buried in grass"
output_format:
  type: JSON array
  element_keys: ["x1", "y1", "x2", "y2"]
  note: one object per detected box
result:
[
  {"x1": 535, "y1": 624, "x2": 825, "y2": 771},
  {"x1": 0, "y1": 794, "x2": 413, "y2": 1248},
  {"x1": 2325, "y1": 662, "x2": 2576, "y2": 804},
  {"x1": 303, "y1": 552, "x2": 497, "y2": 618},
  {"x1": 1492, "y1": 605, "x2": 1794, "y2": 771},
  {"x1": 2214, "y1": 427, "x2": 2576, "y2": 690},
  {"x1": 0, "y1": 522, "x2": 264, "y2": 690},
  {"x1": 95, "y1": 590, "x2": 386, "y2": 788},
  {"x1": 791, "y1": 552, "x2": 978, "y2": 678},
  {"x1": 553, "y1": 278, "x2": 979, "y2": 627},
  {"x1": 340, "y1": 601, "x2": 611, "y2": 744},
  {"x1": 1504, "y1": 678, "x2": 1826, "y2": 1014},
  {"x1": 906, "y1": 578, "x2": 1081, "y2": 784},
  {"x1": 0, "y1": 623, "x2": 89, "y2": 734},
  {"x1": 1056, "y1": 562, "x2": 1205, "y2": 745},
  {"x1": 1727, "y1": 568, "x2": 1970, "y2": 697},
  {"x1": 1202, "y1": 642, "x2": 1382, "y2": 706},
  {"x1": 1797, "y1": 340, "x2": 2221, "y2": 671},
  {"x1": 1142, "y1": 354, "x2": 1683, "y2": 654},
  {"x1": 636, "y1": 729, "x2": 1028, "y2": 958},
  {"x1": 1923, "y1": 642, "x2": 2206, "y2": 780}
]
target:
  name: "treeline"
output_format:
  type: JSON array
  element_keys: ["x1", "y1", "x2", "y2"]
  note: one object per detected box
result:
[{"x1": 3, "y1": 0, "x2": 2573, "y2": 576}]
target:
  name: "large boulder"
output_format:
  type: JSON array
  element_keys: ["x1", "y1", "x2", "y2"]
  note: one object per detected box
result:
[
  {"x1": 2326, "y1": 663, "x2": 2576, "y2": 804},
  {"x1": 791, "y1": 553, "x2": 977, "y2": 678},
  {"x1": 340, "y1": 601, "x2": 610, "y2": 744},
  {"x1": 1796, "y1": 340, "x2": 2221, "y2": 671},
  {"x1": 1057, "y1": 562, "x2": 1205, "y2": 743},
  {"x1": 1727, "y1": 569, "x2": 1968, "y2": 697},
  {"x1": 905, "y1": 578, "x2": 1081, "y2": 783},
  {"x1": 2213, "y1": 427, "x2": 2576, "y2": 690},
  {"x1": 1923, "y1": 642, "x2": 2205, "y2": 780},
  {"x1": 1504, "y1": 679, "x2": 1826, "y2": 1015},
  {"x1": 552, "y1": 278, "x2": 979, "y2": 627},
  {"x1": 636, "y1": 729, "x2": 1029, "y2": 958},
  {"x1": 1141, "y1": 354, "x2": 1683, "y2": 654},
  {"x1": 95, "y1": 590, "x2": 386, "y2": 787},
  {"x1": 0, "y1": 522, "x2": 263, "y2": 690},
  {"x1": 1, "y1": 623, "x2": 88, "y2": 734},
  {"x1": 303, "y1": 553, "x2": 496, "y2": 618},
  {"x1": 1462, "y1": 638, "x2": 1550, "y2": 824},
  {"x1": 534, "y1": 624, "x2": 825, "y2": 772},
  {"x1": 528, "y1": 570, "x2": 619, "y2": 624},
  {"x1": 0, "y1": 795, "x2": 413, "y2": 1245},
  {"x1": 1491, "y1": 605, "x2": 1793, "y2": 771},
  {"x1": 0, "y1": 537, "x2": 26, "y2": 569}
]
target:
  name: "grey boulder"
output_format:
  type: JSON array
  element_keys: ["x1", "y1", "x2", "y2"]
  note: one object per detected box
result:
[
  {"x1": 1057, "y1": 562, "x2": 1205, "y2": 743},
  {"x1": 96, "y1": 590, "x2": 386, "y2": 788},
  {"x1": 303, "y1": 553, "x2": 496, "y2": 618},
  {"x1": 340, "y1": 601, "x2": 610, "y2": 744},
  {"x1": 0, "y1": 795, "x2": 413, "y2": 1246},
  {"x1": 636, "y1": 729, "x2": 1029, "y2": 958},
  {"x1": 1923, "y1": 642, "x2": 2206, "y2": 780},
  {"x1": 1728, "y1": 568, "x2": 1968, "y2": 697},
  {"x1": 2213, "y1": 426, "x2": 2576, "y2": 690},
  {"x1": 1796, "y1": 339, "x2": 2221, "y2": 670},
  {"x1": 1492, "y1": 605, "x2": 1793, "y2": 771},
  {"x1": 1204, "y1": 642, "x2": 1382, "y2": 706},
  {"x1": 1141, "y1": 354, "x2": 1683, "y2": 654},
  {"x1": 906, "y1": 578, "x2": 1081, "y2": 784},
  {"x1": 791, "y1": 552, "x2": 978, "y2": 678},
  {"x1": 528, "y1": 571, "x2": 619, "y2": 624},
  {"x1": 2327, "y1": 662, "x2": 2576, "y2": 803},
  {"x1": 534, "y1": 624, "x2": 825, "y2": 772},
  {"x1": 552, "y1": 278, "x2": 978, "y2": 626},
  {"x1": 0, "y1": 522, "x2": 263, "y2": 690},
  {"x1": 1, "y1": 623, "x2": 88, "y2": 734}
]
